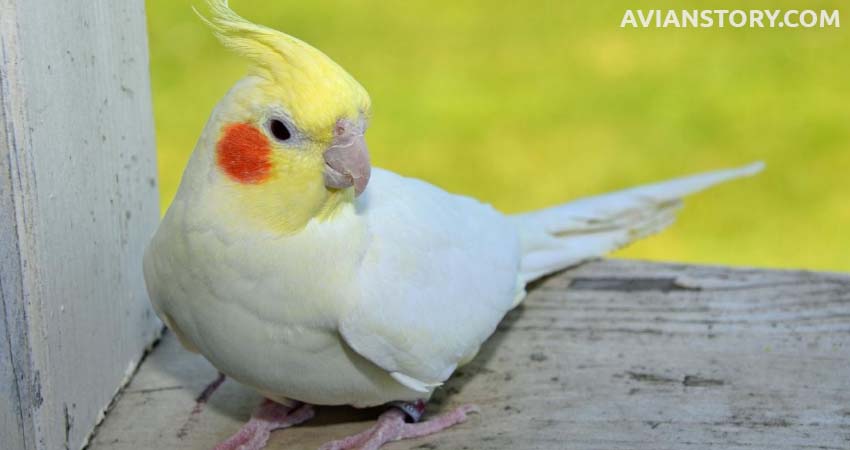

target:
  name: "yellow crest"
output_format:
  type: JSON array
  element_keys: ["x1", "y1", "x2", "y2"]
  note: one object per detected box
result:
[{"x1": 198, "y1": 0, "x2": 371, "y2": 136}]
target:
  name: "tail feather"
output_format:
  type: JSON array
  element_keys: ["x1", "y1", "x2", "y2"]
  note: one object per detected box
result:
[{"x1": 512, "y1": 162, "x2": 764, "y2": 283}]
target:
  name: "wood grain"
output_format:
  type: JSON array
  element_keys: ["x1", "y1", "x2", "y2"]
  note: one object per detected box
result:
[
  {"x1": 0, "y1": 1, "x2": 160, "y2": 448},
  {"x1": 88, "y1": 260, "x2": 850, "y2": 450}
]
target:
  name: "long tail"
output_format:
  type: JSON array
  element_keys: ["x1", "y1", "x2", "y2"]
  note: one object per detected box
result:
[{"x1": 511, "y1": 162, "x2": 764, "y2": 283}]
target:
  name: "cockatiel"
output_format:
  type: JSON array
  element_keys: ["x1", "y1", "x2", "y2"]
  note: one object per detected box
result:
[{"x1": 143, "y1": 1, "x2": 764, "y2": 449}]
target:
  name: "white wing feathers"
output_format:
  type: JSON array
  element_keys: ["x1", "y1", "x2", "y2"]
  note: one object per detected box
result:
[
  {"x1": 338, "y1": 164, "x2": 762, "y2": 394},
  {"x1": 511, "y1": 162, "x2": 764, "y2": 282},
  {"x1": 339, "y1": 169, "x2": 520, "y2": 390}
]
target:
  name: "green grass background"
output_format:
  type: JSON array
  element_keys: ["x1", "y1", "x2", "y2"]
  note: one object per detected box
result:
[{"x1": 145, "y1": 0, "x2": 849, "y2": 271}]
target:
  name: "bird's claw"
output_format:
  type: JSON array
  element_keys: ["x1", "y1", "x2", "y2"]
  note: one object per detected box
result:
[{"x1": 318, "y1": 404, "x2": 479, "y2": 450}]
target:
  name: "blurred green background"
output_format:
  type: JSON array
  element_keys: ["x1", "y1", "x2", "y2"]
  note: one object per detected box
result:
[{"x1": 145, "y1": 0, "x2": 848, "y2": 271}]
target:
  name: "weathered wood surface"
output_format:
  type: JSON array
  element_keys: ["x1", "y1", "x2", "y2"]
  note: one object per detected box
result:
[
  {"x1": 0, "y1": 1, "x2": 160, "y2": 449},
  {"x1": 88, "y1": 259, "x2": 850, "y2": 450}
]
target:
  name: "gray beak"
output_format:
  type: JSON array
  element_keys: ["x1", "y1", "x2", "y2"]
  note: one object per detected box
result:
[{"x1": 323, "y1": 118, "x2": 371, "y2": 196}]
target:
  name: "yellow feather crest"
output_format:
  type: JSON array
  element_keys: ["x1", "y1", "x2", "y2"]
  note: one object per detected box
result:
[{"x1": 197, "y1": 0, "x2": 371, "y2": 134}]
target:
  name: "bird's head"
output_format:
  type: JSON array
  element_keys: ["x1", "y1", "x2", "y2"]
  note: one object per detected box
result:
[{"x1": 186, "y1": 0, "x2": 371, "y2": 234}]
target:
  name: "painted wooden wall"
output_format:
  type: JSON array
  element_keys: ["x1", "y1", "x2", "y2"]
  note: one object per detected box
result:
[{"x1": 0, "y1": 1, "x2": 161, "y2": 448}]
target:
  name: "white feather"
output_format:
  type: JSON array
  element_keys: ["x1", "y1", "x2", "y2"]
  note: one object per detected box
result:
[
  {"x1": 511, "y1": 162, "x2": 764, "y2": 282},
  {"x1": 145, "y1": 163, "x2": 762, "y2": 408}
]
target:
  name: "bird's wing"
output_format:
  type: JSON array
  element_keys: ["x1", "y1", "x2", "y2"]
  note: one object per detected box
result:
[{"x1": 338, "y1": 169, "x2": 521, "y2": 392}]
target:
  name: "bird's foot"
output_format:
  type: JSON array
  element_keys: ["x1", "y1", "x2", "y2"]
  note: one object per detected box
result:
[
  {"x1": 319, "y1": 404, "x2": 479, "y2": 450},
  {"x1": 213, "y1": 399, "x2": 315, "y2": 450}
]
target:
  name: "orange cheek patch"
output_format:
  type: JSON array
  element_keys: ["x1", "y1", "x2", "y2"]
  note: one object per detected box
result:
[{"x1": 216, "y1": 123, "x2": 273, "y2": 184}]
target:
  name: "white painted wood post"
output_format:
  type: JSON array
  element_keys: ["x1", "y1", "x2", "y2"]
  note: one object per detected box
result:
[{"x1": 1, "y1": 1, "x2": 161, "y2": 449}]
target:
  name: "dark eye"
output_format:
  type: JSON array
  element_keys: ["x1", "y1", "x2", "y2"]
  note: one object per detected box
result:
[{"x1": 269, "y1": 119, "x2": 291, "y2": 141}]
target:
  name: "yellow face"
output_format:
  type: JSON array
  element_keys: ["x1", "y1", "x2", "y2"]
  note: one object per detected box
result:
[{"x1": 200, "y1": 1, "x2": 372, "y2": 235}]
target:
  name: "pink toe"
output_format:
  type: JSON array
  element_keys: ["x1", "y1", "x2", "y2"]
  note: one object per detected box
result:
[
  {"x1": 212, "y1": 400, "x2": 314, "y2": 450},
  {"x1": 317, "y1": 404, "x2": 479, "y2": 450}
]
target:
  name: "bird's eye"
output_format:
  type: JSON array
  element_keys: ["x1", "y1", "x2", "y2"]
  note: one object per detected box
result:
[{"x1": 269, "y1": 119, "x2": 291, "y2": 141}]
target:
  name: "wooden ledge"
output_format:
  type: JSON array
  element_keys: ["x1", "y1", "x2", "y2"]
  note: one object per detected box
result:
[{"x1": 87, "y1": 260, "x2": 850, "y2": 450}]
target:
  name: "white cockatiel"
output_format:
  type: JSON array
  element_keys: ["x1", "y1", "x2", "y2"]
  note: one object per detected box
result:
[{"x1": 143, "y1": 2, "x2": 764, "y2": 449}]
